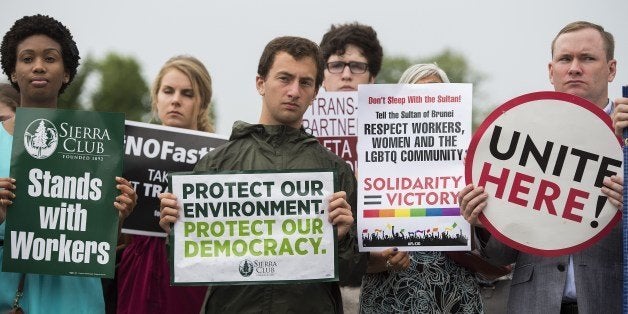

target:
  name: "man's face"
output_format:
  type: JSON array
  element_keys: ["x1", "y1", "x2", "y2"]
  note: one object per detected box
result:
[
  {"x1": 549, "y1": 28, "x2": 616, "y2": 108},
  {"x1": 11, "y1": 34, "x2": 69, "y2": 107},
  {"x1": 256, "y1": 51, "x2": 318, "y2": 129},
  {"x1": 323, "y1": 44, "x2": 374, "y2": 91}
]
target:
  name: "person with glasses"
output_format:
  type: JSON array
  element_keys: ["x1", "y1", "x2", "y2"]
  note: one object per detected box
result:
[
  {"x1": 320, "y1": 22, "x2": 383, "y2": 92},
  {"x1": 0, "y1": 83, "x2": 19, "y2": 122},
  {"x1": 319, "y1": 22, "x2": 402, "y2": 313}
]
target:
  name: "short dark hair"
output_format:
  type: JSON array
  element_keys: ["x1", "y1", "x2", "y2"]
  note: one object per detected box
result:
[
  {"x1": 552, "y1": 21, "x2": 614, "y2": 61},
  {"x1": 319, "y1": 22, "x2": 383, "y2": 78},
  {"x1": 1, "y1": 14, "x2": 80, "y2": 94},
  {"x1": 257, "y1": 36, "x2": 324, "y2": 90}
]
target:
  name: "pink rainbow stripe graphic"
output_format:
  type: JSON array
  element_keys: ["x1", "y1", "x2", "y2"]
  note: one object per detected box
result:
[{"x1": 363, "y1": 208, "x2": 460, "y2": 218}]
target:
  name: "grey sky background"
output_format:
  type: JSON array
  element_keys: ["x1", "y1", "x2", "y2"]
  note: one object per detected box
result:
[{"x1": 2, "y1": 0, "x2": 627, "y2": 135}]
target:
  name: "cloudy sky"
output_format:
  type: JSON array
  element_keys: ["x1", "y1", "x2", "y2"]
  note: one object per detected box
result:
[{"x1": 2, "y1": 0, "x2": 627, "y2": 135}]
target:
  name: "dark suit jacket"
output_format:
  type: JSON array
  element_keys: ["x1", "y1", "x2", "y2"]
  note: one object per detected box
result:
[{"x1": 484, "y1": 225, "x2": 622, "y2": 314}]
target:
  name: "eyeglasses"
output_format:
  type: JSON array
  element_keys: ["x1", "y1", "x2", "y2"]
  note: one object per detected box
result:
[{"x1": 326, "y1": 61, "x2": 369, "y2": 74}]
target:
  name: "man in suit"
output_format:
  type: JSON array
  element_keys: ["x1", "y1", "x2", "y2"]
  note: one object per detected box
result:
[{"x1": 459, "y1": 21, "x2": 626, "y2": 314}]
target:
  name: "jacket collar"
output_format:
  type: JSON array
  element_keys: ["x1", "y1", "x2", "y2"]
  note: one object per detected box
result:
[{"x1": 229, "y1": 120, "x2": 317, "y2": 144}]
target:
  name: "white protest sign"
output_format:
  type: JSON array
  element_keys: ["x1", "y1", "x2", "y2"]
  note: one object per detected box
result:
[
  {"x1": 357, "y1": 83, "x2": 472, "y2": 252},
  {"x1": 169, "y1": 170, "x2": 337, "y2": 284},
  {"x1": 467, "y1": 91, "x2": 622, "y2": 256}
]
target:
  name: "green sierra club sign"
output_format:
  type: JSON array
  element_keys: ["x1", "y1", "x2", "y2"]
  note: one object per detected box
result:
[{"x1": 3, "y1": 108, "x2": 124, "y2": 278}]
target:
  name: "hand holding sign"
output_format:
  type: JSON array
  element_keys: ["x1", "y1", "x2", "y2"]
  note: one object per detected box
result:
[
  {"x1": 611, "y1": 91, "x2": 628, "y2": 138},
  {"x1": 0, "y1": 177, "x2": 16, "y2": 223},
  {"x1": 158, "y1": 192, "x2": 179, "y2": 234},
  {"x1": 327, "y1": 191, "x2": 354, "y2": 240},
  {"x1": 365, "y1": 247, "x2": 411, "y2": 273},
  {"x1": 114, "y1": 176, "x2": 137, "y2": 220},
  {"x1": 383, "y1": 248, "x2": 410, "y2": 271},
  {"x1": 601, "y1": 175, "x2": 623, "y2": 210},
  {"x1": 459, "y1": 177, "x2": 623, "y2": 226},
  {"x1": 465, "y1": 92, "x2": 623, "y2": 256},
  {"x1": 458, "y1": 184, "x2": 488, "y2": 227}
]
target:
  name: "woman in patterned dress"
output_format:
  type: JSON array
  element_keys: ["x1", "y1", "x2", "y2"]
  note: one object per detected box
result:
[{"x1": 360, "y1": 64, "x2": 483, "y2": 314}]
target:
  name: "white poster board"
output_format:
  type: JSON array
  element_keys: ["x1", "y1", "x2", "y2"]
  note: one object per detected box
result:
[
  {"x1": 169, "y1": 170, "x2": 338, "y2": 284},
  {"x1": 467, "y1": 91, "x2": 622, "y2": 256},
  {"x1": 357, "y1": 84, "x2": 472, "y2": 252}
]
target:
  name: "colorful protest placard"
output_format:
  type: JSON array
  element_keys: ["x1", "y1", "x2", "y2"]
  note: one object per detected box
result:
[
  {"x1": 302, "y1": 91, "x2": 358, "y2": 172},
  {"x1": 121, "y1": 121, "x2": 227, "y2": 236},
  {"x1": 4, "y1": 108, "x2": 124, "y2": 278},
  {"x1": 357, "y1": 84, "x2": 472, "y2": 251},
  {"x1": 169, "y1": 170, "x2": 337, "y2": 285},
  {"x1": 467, "y1": 91, "x2": 622, "y2": 256}
]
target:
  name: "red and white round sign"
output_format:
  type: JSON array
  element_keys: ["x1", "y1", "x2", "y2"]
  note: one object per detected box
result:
[{"x1": 466, "y1": 91, "x2": 622, "y2": 256}]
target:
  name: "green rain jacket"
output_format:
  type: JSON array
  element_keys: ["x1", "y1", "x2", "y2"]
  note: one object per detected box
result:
[{"x1": 198, "y1": 121, "x2": 361, "y2": 314}]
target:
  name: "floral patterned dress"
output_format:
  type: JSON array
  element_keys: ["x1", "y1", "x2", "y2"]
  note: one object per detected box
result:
[{"x1": 360, "y1": 251, "x2": 483, "y2": 313}]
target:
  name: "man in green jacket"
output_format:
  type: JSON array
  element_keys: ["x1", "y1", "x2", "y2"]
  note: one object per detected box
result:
[{"x1": 159, "y1": 36, "x2": 358, "y2": 313}]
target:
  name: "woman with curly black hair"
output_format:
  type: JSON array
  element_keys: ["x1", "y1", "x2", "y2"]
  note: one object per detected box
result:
[{"x1": 0, "y1": 14, "x2": 136, "y2": 313}]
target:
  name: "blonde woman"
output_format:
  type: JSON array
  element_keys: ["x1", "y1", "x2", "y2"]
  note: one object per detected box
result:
[{"x1": 116, "y1": 56, "x2": 213, "y2": 313}]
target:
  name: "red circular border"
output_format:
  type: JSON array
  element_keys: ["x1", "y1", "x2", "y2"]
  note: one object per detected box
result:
[{"x1": 466, "y1": 91, "x2": 622, "y2": 257}]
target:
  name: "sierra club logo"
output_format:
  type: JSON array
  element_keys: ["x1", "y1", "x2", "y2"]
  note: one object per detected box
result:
[
  {"x1": 238, "y1": 259, "x2": 278, "y2": 277},
  {"x1": 24, "y1": 118, "x2": 113, "y2": 161},
  {"x1": 24, "y1": 119, "x2": 58, "y2": 159},
  {"x1": 239, "y1": 259, "x2": 254, "y2": 277}
]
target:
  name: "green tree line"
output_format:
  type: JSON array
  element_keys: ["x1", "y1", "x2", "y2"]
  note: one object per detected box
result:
[
  {"x1": 58, "y1": 50, "x2": 491, "y2": 130},
  {"x1": 59, "y1": 53, "x2": 149, "y2": 121}
]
